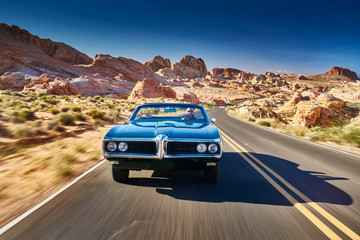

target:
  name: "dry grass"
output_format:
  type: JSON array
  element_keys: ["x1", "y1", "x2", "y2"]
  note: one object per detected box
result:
[{"x1": 0, "y1": 125, "x2": 110, "y2": 226}]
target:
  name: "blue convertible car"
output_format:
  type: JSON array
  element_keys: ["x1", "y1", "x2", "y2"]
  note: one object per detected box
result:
[{"x1": 103, "y1": 103, "x2": 222, "y2": 183}]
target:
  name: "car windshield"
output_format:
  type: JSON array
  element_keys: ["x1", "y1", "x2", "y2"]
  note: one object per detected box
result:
[{"x1": 131, "y1": 105, "x2": 208, "y2": 122}]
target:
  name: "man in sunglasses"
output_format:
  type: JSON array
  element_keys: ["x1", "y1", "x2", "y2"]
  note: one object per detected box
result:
[{"x1": 183, "y1": 107, "x2": 196, "y2": 120}]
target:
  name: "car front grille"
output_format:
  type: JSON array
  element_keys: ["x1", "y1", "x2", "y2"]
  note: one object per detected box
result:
[
  {"x1": 167, "y1": 142, "x2": 198, "y2": 154},
  {"x1": 127, "y1": 142, "x2": 157, "y2": 154}
]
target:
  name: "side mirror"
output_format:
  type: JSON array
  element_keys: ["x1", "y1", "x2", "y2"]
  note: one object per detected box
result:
[{"x1": 210, "y1": 117, "x2": 216, "y2": 124}]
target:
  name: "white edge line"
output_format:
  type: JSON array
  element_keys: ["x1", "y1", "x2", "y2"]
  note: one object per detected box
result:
[
  {"x1": 0, "y1": 159, "x2": 107, "y2": 236},
  {"x1": 223, "y1": 109, "x2": 360, "y2": 159}
]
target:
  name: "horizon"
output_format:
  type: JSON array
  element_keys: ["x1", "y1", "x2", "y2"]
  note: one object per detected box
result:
[{"x1": 1, "y1": 0, "x2": 360, "y2": 76}]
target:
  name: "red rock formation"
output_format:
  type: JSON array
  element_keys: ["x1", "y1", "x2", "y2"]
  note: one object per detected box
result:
[
  {"x1": 183, "y1": 92, "x2": 200, "y2": 104},
  {"x1": 284, "y1": 92, "x2": 304, "y2": 108},
  {"x1": 82, "y1": 54, "x2": 157, "y2": 82},
  {"x1": 297, "y1": 75, "x2": 308, "y2": 80},
  {"x1": 0, "y1": 23, "x2": 92, "y2": 65},
  {"x1": 265, "y1": 72, "x2": 279, "y2": 78},
  {"x1": 326, "y1": 66, "x2": 359, "y2": 81},
  {"x1": 213, "y1": 99, "x2": 226, "y2": 106},
  {"x1": 191, "y1": 82, "x2": 204, "y2": 88},
  {"x1": 172, "y1": 55, "x2": 207, "y2": 78},
  {"x1": 145, "y1": 56, "x2": 171, "y2": 72},
  {"x1": 236, "y1": 72, "x2": 255, "y2": 81},
  {"x1": 210, "y1": 68, "x2": 242, "y2": 78},
  {"x1": 127, "y1": 78, "x2": 176, "y2": 101}
]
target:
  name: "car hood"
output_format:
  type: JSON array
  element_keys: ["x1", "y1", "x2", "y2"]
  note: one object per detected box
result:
[{"x1": 105, "y1": 121, "x2": 220, "y2": 139}]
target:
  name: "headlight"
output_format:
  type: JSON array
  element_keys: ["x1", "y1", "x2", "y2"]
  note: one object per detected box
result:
[
  {"x1": 208, "y1": 143, "x2": 218, "y2": 153},
  {"x1": 197, "y1": 143, "x2": 207, "y2": 153},
  {"x1": 107, "y1": 142, "x2": 117, "y2": 151},
  {"x1": 118, "y1": 142, "x2": 128, "y2": 152}
]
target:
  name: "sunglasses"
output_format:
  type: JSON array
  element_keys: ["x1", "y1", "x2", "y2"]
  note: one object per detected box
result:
[{"x1": 188, "y1": 110, "x2": 194, "y2": 113}]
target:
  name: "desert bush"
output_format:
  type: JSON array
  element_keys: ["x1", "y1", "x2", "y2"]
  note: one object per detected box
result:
[
  {"x1": 257, "y1": 120, "x2": 271, "y2": 127},
  {"x1": 49, "y1": 108, "x2": 60, "y2": 115},
  {"x1": 38, "y1": 92, "x2": 46, "y2": 97},
  {"x1": 248, "y1": 117, "x2": 256, "y2": 122},
  {"x1": 32, "y1": 127, "x2": 47, "y2": 136},
  {"x1": 44, "y1": 98, "x2": 57, "y2": 105},
  {"x1": 106, "y1": 103, "x2": 114, "y2": 109},
  {"x1": 57, "y1": 154, "x2": 77, "y2": 176},
  {"x1": 88, "y1": 109, "x2": 104, "y2": 120},
  {"x1": 61, "y1": 106, "x2": 70, "y2": 112},
  {"x1": 9, "y1": 116, "x2": 25, "y2": 123},
  {"x1": 2, "y1": 90, "x2": 11, "y2": 95},
  {"x1": 12, "y1": 125, "x2": 33, "y2": 138},
  {"x1": 93, "y1": 95, "x2": 104, "y2": 102},
  {"x1": 54, "y1": 125, "x2": 66, "y2": 132},
  {"x1": 10, "y1": 111, "x2": 19, "y2": 116},
  {"x1": 291, "y1": 126, "x2": 309, "y2": 137},
  {"x1": 71, "y1": 106, "x2": 81, "y2": 112},
  {"x1": 342, "y1": 128, "x2": 360, "y2": 147},
  {"x1": 73, "y1": 144, "x2": 87, "y2": 153},
  {"x1": 34, "y1": 120, "x2": 43, "y2": 127},
  {"x1": 94, "y1": 118, "x2": 102, "y2": 124},
  {"x1": 18, "y1": 109, "x2": 35, "y2": 120},
  {"x1": 25, "y1": 97, "x2": 36, "y2": 102},
  {"x1": 58, "y1": 113, "x2": 75, "y2": 125},
  {"x1": 61, "y1": 95, "x2": 70, "y2": 101},
  {"x1": 35, "y1": 103, "x2": 48, "y2": 110},
  {"x1": 89, "y1": 150, "x2": 101, "y2": 161},
  {"x1": 74, "y1": 113, "x2": 86, "y2": 121}
]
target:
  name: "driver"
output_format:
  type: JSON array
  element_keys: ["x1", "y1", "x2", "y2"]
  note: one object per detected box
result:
[{"x1": 183, "y1": 107, "x2": 196, "y2": 120}]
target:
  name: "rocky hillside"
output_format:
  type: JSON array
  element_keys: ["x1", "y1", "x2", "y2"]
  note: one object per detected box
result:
[
  {"x1": 326, "y1": 66, "x2": 359, "y2": 81},
  {"x1": 0, "y1": 23, "x2": 359, "y2": 112}
]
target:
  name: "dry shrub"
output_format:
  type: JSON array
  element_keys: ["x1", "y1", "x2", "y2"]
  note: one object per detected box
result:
[
  {"x1": 56, "y1": 154, "x2": 77, "y2": 177},
  {"x1": 58, "y1": 113, "x2": 75, "y2": 125}
]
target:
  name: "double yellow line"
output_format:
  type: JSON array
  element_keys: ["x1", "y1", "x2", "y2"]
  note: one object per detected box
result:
[{"x1": 219, "y1": 129, "x2": 360, "y2": 240}]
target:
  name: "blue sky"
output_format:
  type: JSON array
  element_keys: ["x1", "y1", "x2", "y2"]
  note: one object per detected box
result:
[{"x1": 1, "y1": 0, "x2": 360, "y2": 75}]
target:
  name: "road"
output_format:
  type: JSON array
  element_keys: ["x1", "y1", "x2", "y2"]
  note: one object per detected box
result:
[{"x1": 1, "y1": 108, "x2": 360, "y2": 239}]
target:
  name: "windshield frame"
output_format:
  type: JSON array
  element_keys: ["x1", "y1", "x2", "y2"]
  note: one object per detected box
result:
[{"x1": 129, "y1": 103, "x2": 210, "y2": 123}]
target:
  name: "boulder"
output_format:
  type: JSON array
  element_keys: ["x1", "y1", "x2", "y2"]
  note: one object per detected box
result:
[
  {"x1": 292, "y1": 102, "x2": 323, "y2": 127},
  {"x1": 213, "y1": 98, "x2": 226, "y2": 106},
  {"x1": 316, "y1": 93, "x2": 345, "y2": 107},
  {"x1": 156, "y1": 68, "x2": 178, "y2": 80},
  {"x1": 172, "y1": 55, "x2": 207, "y2": 78},
  {"x1": 283, "y1": 92, "x2": 304, "y2": 108},
  {"x1": 237, "y1": 72, "x2": 255, "y2": 81},
  {"x1": 145, "y1": 56, "x2": 171, "y2": 72},
  {"x1": 191, "y1": 81, "x2": 204, "y2": 88},
  {"x1": 210, "y1": 68, "x2": 242, "y2": 78},
  {"x1": 183, "y1": 92, "x2": 200, "y2": 104},
  {"x1": 127, "y1": 78, "x2": 177, "y2": 101}
]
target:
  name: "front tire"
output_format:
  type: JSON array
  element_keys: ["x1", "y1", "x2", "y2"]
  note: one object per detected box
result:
[
  {"x1": 204, "y1": 163, "x2": 219, "y2": 183},
  {"x1": 112, "y1": 166, "x2": 129, "y2": 182}
]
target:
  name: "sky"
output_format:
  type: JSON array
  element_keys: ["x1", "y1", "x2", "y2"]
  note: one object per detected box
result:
[{"x1": 1, "y1": 0, "x2": 360, "y2": 75}]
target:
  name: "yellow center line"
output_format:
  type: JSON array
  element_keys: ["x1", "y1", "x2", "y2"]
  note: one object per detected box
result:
[
  {"x1": 219, "y1": 129, "x2": 360, "y2": 240},
  {"x1": 220, "y1": 130, "x2": 347, "y2": 240}
]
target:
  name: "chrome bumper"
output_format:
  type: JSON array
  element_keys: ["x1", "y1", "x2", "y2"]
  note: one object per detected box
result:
[{"x1": 103, "y1": 136, "x2": 222, "y2": 160}]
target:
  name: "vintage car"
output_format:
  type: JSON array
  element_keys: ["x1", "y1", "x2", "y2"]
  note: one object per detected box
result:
[{"x1": 103, "y1": 103, "x2": 222, "y2": 183}]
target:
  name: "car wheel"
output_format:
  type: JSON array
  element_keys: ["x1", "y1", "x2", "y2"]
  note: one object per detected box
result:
[
  {"x1": 112, "y1": 166, "x2": 129, "y2": 182},
  {"x1": 204, "y1": 163, "x2": 219, "y2": 183}
]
